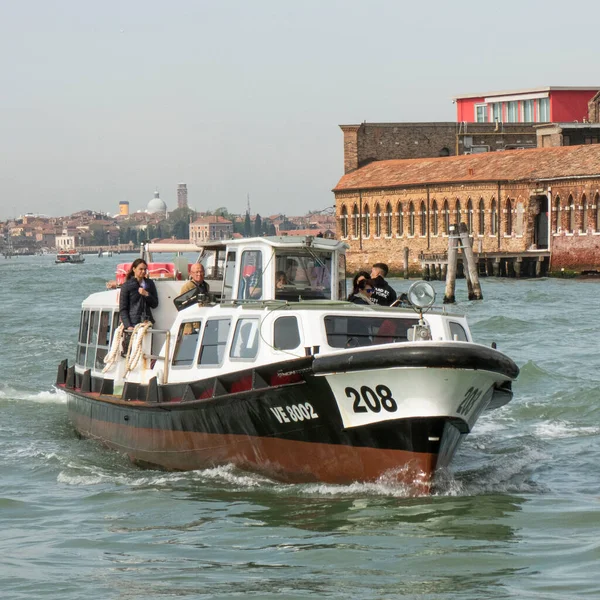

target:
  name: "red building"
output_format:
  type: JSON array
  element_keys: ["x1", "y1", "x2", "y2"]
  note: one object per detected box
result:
[{"x1": 454, "y1": 87, "x2": 600, "y2": 124}]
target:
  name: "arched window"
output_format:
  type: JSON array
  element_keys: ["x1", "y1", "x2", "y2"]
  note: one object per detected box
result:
[
  {"x1": 397, "y1": 202, "x2": 404, "y2": 235},
  {"x1": 455, "y1": 199, "x2": 461, "y2": 226},
  {"x1": 491, "y1": 199, "x2": 497, "y2": 235},
  {"x1": 553, "y1": 196, "x2": 561, "y2": 233},
  {"x1": 506, "y1": 198, "x2": 513, "y2": 235},
  {"x1": 568, "y1": 194, "x2": 575, "y2": 233},
  {"x1": 595, "y1": 193, "x2": 600, "y2": 231},
  {"x1": 467, "y1": 199, "x2": 473, "y2": 233},
  {"x1": 478, "y1": 198, "x2": 485, "y2": 235},
  {"x1": 409, "y1": 202, "x2": 415, "y2": 236},
  {"x1": 432, "y1": 200, "x2": 439, "y2": 235},
  {"x1": 375, "y1": 203, "x2": 381, "y2": 237},
  {"x1": 341, "y1": 205, "x2": 348, "y2": 238},
  {"x1": 363, "y1": 203, "x2": 370, "y2": 238},
  {"x1": 352, "y1": 204, "x2": 359, "y2": 237},
  {"x1": 385, "y1": 202, "x2": 392, "y2": 236},
  {"x1": 443, "y1": 199, "x2": 450, "y2": 233},
  {"x1": 420, "y1": 201, "x2": 427, "y2": 236},
  {"x1": 582, "y1": 195, "x2": 588, "y2": 232}
]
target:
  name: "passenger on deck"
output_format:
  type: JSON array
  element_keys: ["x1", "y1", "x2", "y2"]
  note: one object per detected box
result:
[
  {"x1": 181, "y1": 263, "x2": 210, "y2": 296},
  {"x1": 370, "y1": 263, "x2": 397, "y2": 306},
  {"x1": 347, "y1": 270, "x2": 370, "y2": 302},
  {"x1": 350, "y1": 278, "x2": 376, "y2": 305},
  {"x1": 119, "y1": 259, "x2": 159, "y2": 331}
]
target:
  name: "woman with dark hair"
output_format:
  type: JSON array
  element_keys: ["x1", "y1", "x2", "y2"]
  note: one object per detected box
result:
[
  {"x1": 119, "y1": 258, "x2": 159, "y2": 331},
  {"x1": 347, "y1": 270, "x2": 370, "y2": 302},
  {"x1": 350, "y1": 278, "x2": 376, "y2": 305}
]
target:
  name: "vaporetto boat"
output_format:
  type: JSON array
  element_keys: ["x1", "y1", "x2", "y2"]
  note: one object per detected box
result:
[{"x1": 56, "y1": 235, "x2": 519, "y2": 492}]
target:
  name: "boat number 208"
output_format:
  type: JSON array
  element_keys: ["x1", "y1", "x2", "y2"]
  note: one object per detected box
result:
[{"x1": 345, "y1": 385, "x2": 398, "y2": 413}]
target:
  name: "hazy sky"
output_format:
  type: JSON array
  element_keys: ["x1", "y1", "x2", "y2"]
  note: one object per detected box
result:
[{"x1": 1, "y1": 0, "x2": 598, "y2": 220}]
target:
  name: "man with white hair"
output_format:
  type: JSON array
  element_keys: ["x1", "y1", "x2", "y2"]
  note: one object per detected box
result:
[{"x1": 181, "y1": 263, "x2": 210, "y2": 296}]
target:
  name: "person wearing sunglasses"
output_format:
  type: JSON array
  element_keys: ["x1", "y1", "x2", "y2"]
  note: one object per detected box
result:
[{"x1": 350, "y1": 278, "x2": 376, "y2": 305}]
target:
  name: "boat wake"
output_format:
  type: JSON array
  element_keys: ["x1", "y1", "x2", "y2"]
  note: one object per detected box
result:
[{"x1": 0, "y1": 385, "x2": 67, "y2": 404}]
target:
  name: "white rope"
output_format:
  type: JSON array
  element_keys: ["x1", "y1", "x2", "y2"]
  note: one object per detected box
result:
[
  {"x1": 125, "y1": 321, "x2": 152, "y2": 374},
  {"x1": 102, "y1": 323, "x2": 125, "y2": 373}
]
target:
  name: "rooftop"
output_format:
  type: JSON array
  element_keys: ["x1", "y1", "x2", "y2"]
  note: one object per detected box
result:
[{"x1": 333, "y1": 144, "x2": 600, "y2": 192}]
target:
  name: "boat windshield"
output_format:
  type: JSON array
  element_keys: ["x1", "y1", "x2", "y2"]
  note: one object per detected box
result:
[
  {"x1": 324, "y1": 315, "x2": 418, "y2": 348},
  {"x1": 198, "y1": 247, "x2": 226, "y2": 281},
  {"x1": 274, "y1": 249, "x2": 333, "y2": 301}
]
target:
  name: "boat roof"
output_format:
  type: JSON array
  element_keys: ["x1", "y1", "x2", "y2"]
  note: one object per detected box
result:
[{"x1": 146, "y1": 235, "x2": 348, "y2": 255}]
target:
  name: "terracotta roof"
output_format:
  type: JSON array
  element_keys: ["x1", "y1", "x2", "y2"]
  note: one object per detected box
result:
[
  {"x1": 333, "y1": 145, "x2": 600, "y2": 192},
  {"x1": 192, "y1": 216, "x2": 232, "y2": 225}
]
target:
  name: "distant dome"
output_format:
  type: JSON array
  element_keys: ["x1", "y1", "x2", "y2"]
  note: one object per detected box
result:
[{"x1": 147, "y1": 190, "x2": 167, "y2": 214}]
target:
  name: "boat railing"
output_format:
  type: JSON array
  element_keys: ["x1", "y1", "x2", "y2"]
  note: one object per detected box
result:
[{"x1": 130, "y1": 327, "x2": 172, "y2": 384}]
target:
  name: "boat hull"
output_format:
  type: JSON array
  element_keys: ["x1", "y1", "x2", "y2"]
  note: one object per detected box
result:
[{"x1": 61, "y1": 348, "x2": 514, "y2": 491}]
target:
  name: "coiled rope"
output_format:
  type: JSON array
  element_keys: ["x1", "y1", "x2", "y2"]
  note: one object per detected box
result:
[
  {"x1": 125, "y1": 321, "x2": 153, "y2": 374},
  {"x1": 102, "y1": 323, "x2": 125, "y2": 373}
]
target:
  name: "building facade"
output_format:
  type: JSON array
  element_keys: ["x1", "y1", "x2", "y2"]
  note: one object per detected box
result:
[
  {"x1": 334, "y1": 145, "x2": 600, "y2": 275},
  {"x1": 190, "y1": 216, "x2": 233, "y2": 243},
  {"x1": 454, "y1": 87, "x2": 600, "y2": 125}
]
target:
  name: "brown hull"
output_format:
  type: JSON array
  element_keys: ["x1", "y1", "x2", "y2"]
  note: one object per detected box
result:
[{"x1": 68, "y1": 400, "x2": 440, "y2": 492}]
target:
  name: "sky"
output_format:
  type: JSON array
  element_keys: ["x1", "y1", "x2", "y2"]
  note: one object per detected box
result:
[{"x1": 1, "y1": 0, "x2": 599, "y2": 221}]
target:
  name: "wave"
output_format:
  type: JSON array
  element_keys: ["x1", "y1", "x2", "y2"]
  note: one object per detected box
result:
[{"x1": 0, "y1": 385, "x2": 67, "y2": 404}]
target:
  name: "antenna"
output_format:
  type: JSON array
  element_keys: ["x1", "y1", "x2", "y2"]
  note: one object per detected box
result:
[{"x1": 246, "y1": 193, "x2": 251, "y2": 215}]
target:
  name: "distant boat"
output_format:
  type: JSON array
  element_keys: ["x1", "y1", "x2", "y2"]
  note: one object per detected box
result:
[
  {"x1": 98, "y1": 250, "x2": 113, "y2": 257},
  {"x1": 55, "y1": 250, "x2": 85, "y2": 264}
]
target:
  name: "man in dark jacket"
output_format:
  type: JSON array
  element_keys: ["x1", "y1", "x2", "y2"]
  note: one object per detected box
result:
[{"x1": 370, "y1": 262, "x2": 397, "y2": 306}]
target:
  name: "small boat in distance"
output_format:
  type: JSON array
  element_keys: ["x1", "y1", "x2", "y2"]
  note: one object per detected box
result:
[
  {"x1": 56, "y1": 236, "x2": 519, "y2": 493},
  {"x1": 55, "y1": 250, "x2": 85, "y2": 264},
  {"x1": 98, "y1": 249, "x2": 113, "y2": 257}
]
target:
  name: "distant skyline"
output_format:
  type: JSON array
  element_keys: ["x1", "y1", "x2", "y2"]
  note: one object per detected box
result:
[{"x1": 1, "y1": 0, "x2": 599, "y2": 220}]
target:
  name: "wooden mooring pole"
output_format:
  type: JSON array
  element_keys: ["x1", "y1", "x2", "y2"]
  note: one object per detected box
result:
[
  {"x1": 459, "y1": 222, "x2": 483, "y2": 300},
  {"x1": 443, "y1": 225, "x2": 458, "y2": 304},
  {"x1": 444, "y1": 222, "x2": 483, "y2": 303}
]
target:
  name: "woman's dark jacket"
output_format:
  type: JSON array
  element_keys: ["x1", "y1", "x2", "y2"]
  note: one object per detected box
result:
[{"x1": 119, "y1": 277, "x2": 159, "y2": 328}]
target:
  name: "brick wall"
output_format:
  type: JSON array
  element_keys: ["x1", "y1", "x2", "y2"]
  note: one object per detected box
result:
[
  {"x1": 336, "y1": 179, "x2": 600, "y2": 274},
  {"x1": 548, "y1": 182, "x2": 600, "y2": 270},
  {"x1": 340, "y1": 122, "x2": 538, "y2": 174}
]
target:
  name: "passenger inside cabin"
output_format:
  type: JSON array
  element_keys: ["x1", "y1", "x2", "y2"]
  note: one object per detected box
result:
[{"x1": 275, "y1": 271, "x2": 289, "y2": 289}]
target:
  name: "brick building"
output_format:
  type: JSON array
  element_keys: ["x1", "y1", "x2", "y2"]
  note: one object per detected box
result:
[
  {"x1": 340, "y1": 122, "x2": 538, "y2": 172},
  {"x1": 334, "y1": 144, "x2": 600, "y2": 275}
]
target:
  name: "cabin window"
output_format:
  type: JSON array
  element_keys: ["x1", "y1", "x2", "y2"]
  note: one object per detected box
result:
[
  {"x1": 230, "y1": 318, "x2": 260, "y2": 359},
  {"x1": 85, "y1": 311, "x2": 99, "y2": 369},
  {"x1": 274, "y1": 316, "x2": 301, "y2": 350},
  {"x1": 338, "y1": 253, "x2": 346, "y2": 301},
  {"x1": 238, "y1": 250, "x2": 263, "y2": 300},
  {"x1": 221, "y1": 251, "x2": 237, "y2": 301},
  {"x1": 325, "y1": 316, "x2": 417, "y2": 348},
  {"x1": 199, "y1": 318, "x2": 231, "y2": 365},
  {"x1": 449, "y1": 322, "x2": 468, "y2": 341},
  {"x1": 87, "y1": 311, "x2": 99, "y2": 346},
  {"x1": 94, "y1": 310, "x2": 112, "y2": 369},
  {"x1": 172, "y1": 321, "x2": 202, "y2": 367},
  {"x1": 275, "y1": 250, "x2": 333, "y2": 301},
  {"x1": 324, "y1": 316, "x2": 418, "y2": 348},
  {"x1": 77, "y1": 310, "x2": 89, "y2": 365}
]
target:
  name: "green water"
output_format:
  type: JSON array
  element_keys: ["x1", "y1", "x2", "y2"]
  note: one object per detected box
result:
[{"x1": 1, "y1": 255, "x2": 600, "y2": 599}]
